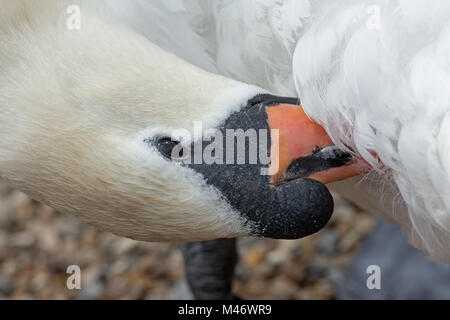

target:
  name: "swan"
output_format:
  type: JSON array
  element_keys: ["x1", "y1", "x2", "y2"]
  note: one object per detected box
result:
[
  {"x1": 0, "y1": 0, "x2": 363, "y2": 246},
  {"x1": 105, "y1": 0, "x2": 450, "y2": 263},
  {"x1": 1, "y1": 0, "x2": 450, "y2": 297}
]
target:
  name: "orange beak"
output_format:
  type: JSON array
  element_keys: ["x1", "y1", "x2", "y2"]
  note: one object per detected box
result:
[{"x1": 266, "y1": 104, "x2": 368, "y2": 186}]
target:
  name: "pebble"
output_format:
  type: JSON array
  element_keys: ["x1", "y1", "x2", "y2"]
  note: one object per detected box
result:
[{"x1": 0, "y1": 182, "x2": 374, "y2": 299}]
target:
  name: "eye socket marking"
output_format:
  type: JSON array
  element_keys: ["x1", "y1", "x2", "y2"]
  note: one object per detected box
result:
[
  {"x1": 147, "y1": 136, "x2": 185, "y2": 161},
  {"x1": 156, "y1": 137, "x2": 178, "y2": 159}
]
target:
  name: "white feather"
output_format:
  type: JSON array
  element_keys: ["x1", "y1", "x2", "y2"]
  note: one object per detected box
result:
[{"x1": 106, "y1": 0, "x2": 450, "y2": 261}]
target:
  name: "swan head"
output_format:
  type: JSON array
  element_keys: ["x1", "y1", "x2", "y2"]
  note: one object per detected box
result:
[
  {"x1": 0, "y1": 2, "x2": 364, "y2": 242},
  {"x1": 145, "y1": 92, "x2": 364, "y2": 242}
]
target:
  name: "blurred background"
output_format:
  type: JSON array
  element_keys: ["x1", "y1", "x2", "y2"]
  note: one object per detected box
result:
[{"x1": 0, "y1": 182, "x2": 377, "y2": 299}]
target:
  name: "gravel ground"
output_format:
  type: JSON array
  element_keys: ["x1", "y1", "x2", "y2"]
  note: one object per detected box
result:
[{"x1": 0, "y1": 182, "x2": 374, "y2": 299}]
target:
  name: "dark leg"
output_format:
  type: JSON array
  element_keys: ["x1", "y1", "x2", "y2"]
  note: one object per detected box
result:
[{"x1": 178, "y1": 238, "x2": 238, "y2": 300}]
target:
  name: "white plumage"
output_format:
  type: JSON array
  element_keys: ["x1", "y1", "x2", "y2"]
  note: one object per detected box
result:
[
  {"x1": 1, "y1": 0, "x2": 449, "y2": 262},
  {"x1": 106, "y1": 0, "x2": 450, "y2": 261}
]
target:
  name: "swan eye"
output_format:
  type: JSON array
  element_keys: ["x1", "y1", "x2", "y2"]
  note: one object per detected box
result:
[{"x1": 154, "y1": 137, "x2": 184, "y2": 160}]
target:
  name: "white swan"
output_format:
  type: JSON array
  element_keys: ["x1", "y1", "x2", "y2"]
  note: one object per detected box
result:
[
  {"x1": 106, "y1": 0, "x2": 450, "y2": 262},
  {"x1": 1, "y1": 0, "x2": 450, "y2": 262},
  {"x1": 0, "y1": 0, "x2": 363, "y2": 246}
]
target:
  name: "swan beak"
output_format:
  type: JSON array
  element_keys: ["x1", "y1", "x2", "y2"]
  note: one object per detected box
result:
[
  {"x1": 188, "y1": 95, "x2": 367, "y2": 240},
  {"x1": 266, "y1": 104, "x2": 365, "y2": 186}
]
